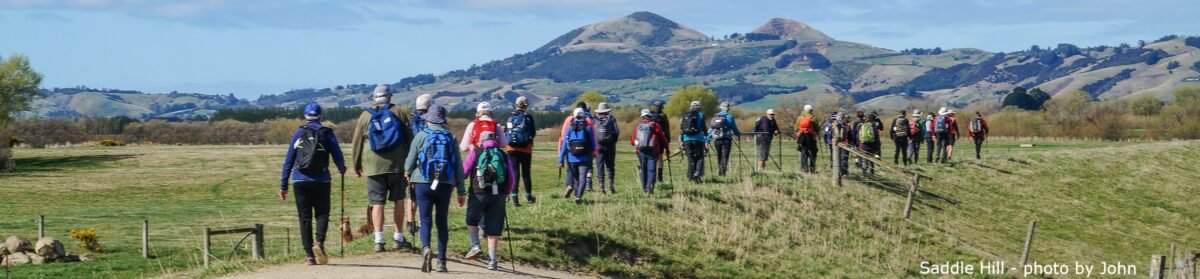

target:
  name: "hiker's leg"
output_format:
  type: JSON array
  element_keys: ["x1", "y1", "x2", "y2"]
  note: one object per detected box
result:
[
  {"x1": 655, "y1": 155, "x2": 664, "y2": 183},
  {"x1": 433, "y1": 183, "x2": 452, "y2": 260},
  {"x1": 414, "y1": 183, "x2": 434, "y2": 248},
  {"x1": 483, "y1": 195, "x2": 505, "y2": 238},
  {"x1": 294, "y1": 182, "x2": 316, "y2": 257},
  {"x1": 366, "y1": 175, "x2": 389, "y2": 244},
  {"x1": 910, "y1": 138, "x2": 919, "y2": 163},
  {"x1": 717, "y1": 140, "x2": 730, "y2": 176},
  {"x1": 314, "y1": 182, "x2": 331, "y2": 246},
  {"x1": 465, "y1": 194, "x2": 482, "y2": 247},
  {"x1": 605, "y1": 144, "x2": 617, "y2": 189},
  {"x1": 925, "y1": 139, "x2": 934, "y2": 163},
  {"x1": 573, "y1": 163, "x2": 589, "y2": 199},
  {"x1": 516, "y1": 152, "x2": 533, "y2": 197},
  {"x1": 390, "y1": 173, "x2": 407, "y2": 238},
  {"x1": 947, "y1": 136, "x2": 956, "y2": 161},
  {"x1": 974, "y1": 136, "x2": 983, "y2": 159},
  {"x1": 899, "y1": 138, "x2": 910, "y2": 165}
]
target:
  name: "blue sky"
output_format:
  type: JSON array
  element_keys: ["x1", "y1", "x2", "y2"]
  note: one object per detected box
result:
[{"x1": 1, "y1": 0, "x2": 1195, "y2": 99}]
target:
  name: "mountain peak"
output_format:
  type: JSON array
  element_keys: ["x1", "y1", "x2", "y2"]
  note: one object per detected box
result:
[
  {"x1": 751, "y1": 18, "x2": 832, "y2": 41},
  {"x1": 538, "y1": 11, "x2": 708, "y2": 51}
]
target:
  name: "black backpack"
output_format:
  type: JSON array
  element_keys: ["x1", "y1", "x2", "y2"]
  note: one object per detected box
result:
[
  {"x1": 506, "y1": 111, "x2": 534, "y2": 147},
  {"x1": 294, "y1": 126, "x2": 330, "y2": 175},
  {"x1": 595, "y1": 115, "x2": 618, "y2": 144},
  {"x1": 681, "y1": 111, "x2": 702, "y2": 136},
  {"x1": 567, "y1": 119, "x2": 592, "y2": 155}
]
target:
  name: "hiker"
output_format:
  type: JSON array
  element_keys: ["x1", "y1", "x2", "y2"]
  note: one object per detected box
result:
[
  {"x1": 968, "y1": 111, "x2": 990, "y2": 160},
  {"x1": 947, "y1": 110, "x2": 960, "y2": 161},
  {"x1": 795, "y1": 105, "x2": 819, "y2": 174},
  {"x1": 708, "y1": 102, "x2": 741, "y2": 176},
  {"x1": 753, "y1": 109, "x2": 780, "y2": 171},
  {"x1": 405, "y1": 94, "x2": 433, "y2": 235},
  {"x1": 459, "y1": 102, "x2": 509, "y2": 154},
  {"x1": 908, "y1": 110, "x2": 925, "y2": 164},
  {"x1": 632, "y1": 109, "x2": 670, "y2": 193},
  {"x1": 559, "y1": 109, "x2": 598, "y2": 204},
  {"x1": 679, "y1": 101, "x2": 709, "y2": 182},
  {"x1": 557, "y1": 103, "x2": 596, "y2": 194},
  {"x1": 934, "y1": 108, "x2": 954, "y2": 163},
  {"x1": 403, "y1": 105, "x2": 466, "y2": 273},
  {"x1": 649, "y1": 101, "x2": 671, "y2": 182},
  {"x1": 461, "y1": 131, "x2": 515, "y2": 270},
  {"x1": 924, "y1": 112, "x2": 936, "y2": 163},
  {"x1": 279, "y1": 102, "x2": 347, "y2": 265},
  {"x1": 351, "y1": 85, "x2": 414, "y2": 252},
  {"x1": 593, "y1": 102, "x2": 620, "y2": 194},
  {"x1": 505, "y1": 96, "x2": 537, "y2": 206},
  {"x1": 849, "y1": 111, "x2": 865, "y2": 168},
  {"x1": 857, "y1": 112, "x2": 881, "y2": 175},
  {"x1": 830, "y1": 112, "x2": 850, "y2": 176},
  {"x1": 821, "y1": 111, "x2": 837, "y2": 170},
  {"x1": 889, "y1": 110, "x2": 911, "y2": 166}
]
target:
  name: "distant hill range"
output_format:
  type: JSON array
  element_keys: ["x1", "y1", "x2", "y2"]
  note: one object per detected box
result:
[{"x1": 24, "y1": 11, "x2": 1200, "y2": 119}]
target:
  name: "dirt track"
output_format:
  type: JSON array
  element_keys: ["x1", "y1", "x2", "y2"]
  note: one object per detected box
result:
[{"x1": 222, "y1": 252, "x2": 597, "y2": 279}]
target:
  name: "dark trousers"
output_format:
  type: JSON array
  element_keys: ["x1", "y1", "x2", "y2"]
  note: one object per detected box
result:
[
  {"x1": 684, "y1": 141, "x2": 706, "y2": 181},
  {"x1": 973, "y1": 135, "x2": 984, "y2": 159},
  {"x1": 713, "y1": 139, "x2": 732, "y2": 176},
  {"x1": 570, "y1": 162, "x2": 592, "y2": 199},
  {"x1": 924, "y1": 139, "x2": 935, "y2": 163},
  {"x1": 798, "y1": 135, "x2": 818, "y2": 173},
  {"x1": 837, "y1": 147, "x2": 849, "y2": 176},
  {"x1": 909, "y1": 138, "x2": 921, "y2": 163},
  {"x1": 893, "y1": 137, "x2": 909, "y2": 165},
  {"x1": 936, "y1": 133, "x2": 951, "y2": 163},
  {"x1": 293, "y1": 181, "x2": 331, "y2": 258},
  {"x1": 637, "y1": 151, "x2": 659, "y2": 193},
  {"x1": 414, "y1": 182, "x2": 452, "y2": 260},
  {"x1": 508, "y1": 152, "x2": 533, "y2": 197},
  {"x1": 596, "y1": 143, "x2": 617, "y2": 191}
]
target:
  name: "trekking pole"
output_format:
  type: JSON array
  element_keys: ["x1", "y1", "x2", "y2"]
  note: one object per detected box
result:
[
  {"x1": 504, "y1": 216, "x2": 516, "y2": 272},
  {"x1": 666, "y1": 152, "x2": 675, "y2": 185},
  {"x1": 772, "y1": 135, "x2": 783, "y2": 172},
  {"x1": 340, "y1": 173, "x2": 345, "y2": 257}
]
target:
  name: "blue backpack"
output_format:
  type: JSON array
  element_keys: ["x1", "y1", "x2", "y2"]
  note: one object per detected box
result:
[
  {"x1": 417, "y1": 129, "x2": 456, "y2": 182},
  {"x1": 366, "y1": 105, "x2": 405, "y2": 152},
  {"x1": 411, "y1": 113, "x2": 428, "y2": 136},
  {"x1": 506, "y1": 111, "x2": 534, "y2": 147}
]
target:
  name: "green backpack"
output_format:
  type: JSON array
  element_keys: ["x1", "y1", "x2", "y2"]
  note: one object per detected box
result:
[
  {"x1": 474, "y1": 147, "x2": 507, "y2": 194},
  {"x1": 858, "y1": 122, "x2": 877, "y2": 144}
]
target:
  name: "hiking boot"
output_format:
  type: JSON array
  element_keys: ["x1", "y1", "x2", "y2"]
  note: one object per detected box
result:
[
  {"x1": 421, "y1": 246, "x2": 433, "y2": 273},
  {"x1": 487, "y1": 259, "x2": 498, "y2": 270},
  {"x1": 526, "y1": 194, "x2": 536, "y2": 204},
  {"x1": 437, "y1": 259, "x2": 448, "y2": 273},
  {"x1": 563, "y1": 186, "x2": 572, "y2": 198},
  {"x1": 313, "y1": 244, "x2": 328, "y2": 265},
  {"x1": 464, "y1": 245, "x2": 483, "y2": 260},
  {"x1": 305, "y1": 257, "x2": 317, "y2": 265},
  {"x1": 374, "y1": 242, "x2": 386, "y2": 252},
  {"x1": 511, "y1": 194, "x2": 521, "y2": 207},
  {"x1": 394, "y1": 239, "x2": 412, "y2": 251},
  {"x1": 574, "y1": 197, "x2": 582, "y2": 205}
]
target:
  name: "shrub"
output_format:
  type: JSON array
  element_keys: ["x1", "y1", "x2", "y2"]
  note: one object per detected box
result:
[{"x1": 69, "y1": 227, "x2": 102, "y2": 253}]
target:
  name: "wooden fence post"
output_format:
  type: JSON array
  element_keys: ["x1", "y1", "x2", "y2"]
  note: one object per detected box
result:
[
  {"x1": 1150, "y1": 254, "x2": 1165, "y2": 279},
  {"x1": 904, "y1": 176, "x2": 920, "y2": 219},
  {"x1": 1185, "y1": 251, "x2": 1197, "y2": 279},
  {"x1": 832, "y1": 146, "x2": 842, "y2": 187},
  {"x1": 142, "y1": 220, "x2": 149, "y2": 258},
  {"x1": 38, "y1": 215, "x2": 45, "y2": 239},
  {"x1": 252, "y1": 224, "x2": 264, "y2": 260},
  {"x1": 1020, "y1": 221, "x2": 1036, "y2": 268},
  {"x1": 203, "y1": 228, "x2": 211, "y2": 269}
]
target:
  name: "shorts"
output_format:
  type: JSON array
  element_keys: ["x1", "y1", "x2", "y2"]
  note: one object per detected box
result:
[
  {"x1": 366, "y1": 173, "x2": 407, "y2": 205},
  {"x1": 465, "y1": 193, "x2": 507, "y2": 236},
  {"x1": 755, "y1": 140, "x2": 772, "y2": 161}
]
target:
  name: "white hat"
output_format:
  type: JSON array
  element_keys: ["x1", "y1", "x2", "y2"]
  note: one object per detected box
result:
[
  {"x1": 690, "y1": 101, "x2": 701, "y2": 107},
  {"x1": 719, "y1": 102, "x2": 730, "y2": 112},
  {"x1": 640, "y1": 109, "x2": 652, "y2": 117},
  {"x1": 573, "y1": 107, "x2": 585, "y2": 117},
  {"x1": 415, "y1": 94, "x2": 433, "y2": 110},
  {"x1": 937, "y1": 107, "x2": 949, "y2": 115},
  {"x1": 912, "y1": 110, "x2": 922, "y2": 117},
  {"x1": 947, "y1": 110, "x2": 956, "y2": 115},
  {"x1": 372, "y1": 84, "x2": 391, "y2": 97},
  {"x1": 595, "y1": 102, "x2": 613, "y2": 113},
  {"x1": 803, "y1": 104, "x2": 813, "y2": 113},
  {"x1": 476, "y1": 102, "x2": 491, "y2": 112},
  {"x1": 766, "y1": 109, "x2": 776, "y2": 115}
]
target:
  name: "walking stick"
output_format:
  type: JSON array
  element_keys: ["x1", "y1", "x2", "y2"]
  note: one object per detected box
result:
[
  {"x1": 772, "y1": 134, "x2": 783, "y2": 172},
  {"x1": 340, "y1": 173, "x2": 345, "y2": 257},
  {"x1": 504, "y1": 215, "x2": 516, "y2": 272},
  {"x1": 666, "y1": 151, "x2": 675, "y2": 185}
]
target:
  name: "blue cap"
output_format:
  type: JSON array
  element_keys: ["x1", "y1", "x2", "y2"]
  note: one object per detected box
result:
[{"x1": 304, "y1": 103, "x2": 322, "y2": 117}]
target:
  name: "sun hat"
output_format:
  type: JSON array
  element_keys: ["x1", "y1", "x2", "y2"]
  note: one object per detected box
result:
[
  {"x1": 415, "y1": 94, "x2": 433, "y2": 111},
  {"x1": 422, "y1": 105, "x2": 447, "y2": 124},
  {"x1": 476, "y1": 102, "x2": 491, "y2": 112},
  {"x1": 640, "y1": 109, "x2": 652, "y2": 117},
  {"x1": 595, "y1": 102, "x2": 613, "y2": 113},
  {"x1": 515, "y1": 96, "x2": 528, "y2": 108},
  {"x1": 766, "y1": 109, "x2": 775, "y2": 115}
]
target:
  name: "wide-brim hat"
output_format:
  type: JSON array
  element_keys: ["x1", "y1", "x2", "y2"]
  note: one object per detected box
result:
[{"x1": 595, "y1": 102, "x2": 613, "y2": 113}]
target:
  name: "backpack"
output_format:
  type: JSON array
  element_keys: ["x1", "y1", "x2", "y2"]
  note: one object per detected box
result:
[
  {"x1": 858, "y1": 122, "x2": 878, "y2": 144},
  {"x1": 635, "y1": 123, "x2": 657, "y2": 153},
  {"x1": 294, "y1": 126, "x2": 330, "y2": 175},
  {"x1": 892, "y1": 117, "x2": 910, "y2": 138},
  {"x1": 506, "y1": 111, "x2": 534, "y2": 147},
  {"x1": 797, "y1": 115, "x2": 816, "y2": 136},
  {"x1": 711, "y1": 114, "x2": 730, "y2": 139},
  {"x1": 417, "y1": 129, "x2": 456, "y2": 183},
  {"x1": 411, "y1": 113, "x2": 428, "y2": 135},
  {"x1": 469, "y1": 119, "x2": 497, "y2": 148},
  {"x1": 680, "y1": 111, "x2": 702, "y2": 136},
  {"x1": 821, "y1": 121, "x2": 833, "y2": 144},
  {"x1": 474, "y1": 146, "x2": 507, "y2": 194},
  {"x1": 595, "y1": 115, "x2": 618, "y2": 144},
  {"x1": 909, "y1": 118, "x2": 922, "y2": 136},
  {"x1": 366, "y1": 106, "x2": 406, "y2": 153},
  {"x1": 969, "y1": 117, "x2": 983, "y2": 133},
  {"x1": 566, "y1": 119, "x2": 591, "y2": 156},
  {"x1": 935, "y1": 115, "x2": 949, "y2": 134}
]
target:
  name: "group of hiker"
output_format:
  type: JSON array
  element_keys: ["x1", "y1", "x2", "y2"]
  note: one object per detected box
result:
[{"x1": 277, "y1": 85, "x2": 992, "y2": 273}]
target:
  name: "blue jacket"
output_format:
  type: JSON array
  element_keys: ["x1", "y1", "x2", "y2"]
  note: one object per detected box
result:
[
  {"x1": 281, "y1": 121, "x2": 347, "y2": 191},
  {"x1": 681, "y1": 111, "x2": 709, "y2": 142},
  {"x1": 707, "y1": 111, "x2": 741, "y2": 141},
  {"x1": 558, "y1": 125, "x2": 597, "y2": 164}
]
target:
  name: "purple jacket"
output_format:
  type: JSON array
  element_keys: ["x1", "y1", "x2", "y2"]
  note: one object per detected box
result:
[{"x1": 461, "y1": 139, "x2": 516, "y2": 194}]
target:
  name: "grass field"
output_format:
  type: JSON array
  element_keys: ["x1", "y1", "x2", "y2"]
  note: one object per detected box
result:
[{"x1": 1, "y1": 137, "x2": 1197, "y2": 278}]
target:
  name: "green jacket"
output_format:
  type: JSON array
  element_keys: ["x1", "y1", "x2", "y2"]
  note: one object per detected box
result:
[
  {"x1": 351, "y1": 103, "x2": 413, "y2": 177},
  {"x1": 404, "y1": 123, "x2": 466, "y2": 196}
]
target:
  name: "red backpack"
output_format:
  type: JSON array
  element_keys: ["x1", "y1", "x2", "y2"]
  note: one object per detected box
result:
[{"x1": 469, "y1": 119, "x2": 497, "y2": 147}]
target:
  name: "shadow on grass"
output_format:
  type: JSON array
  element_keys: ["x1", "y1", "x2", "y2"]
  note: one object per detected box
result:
[
  {"x1": 506, "y1": 226, "x2": 691, "y2": 277},
  {"x1": 9, "y1": 154, "x2": 137, "y2": 174}
]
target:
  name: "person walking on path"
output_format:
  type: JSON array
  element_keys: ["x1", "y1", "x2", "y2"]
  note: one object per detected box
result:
[
  {"x1": 403, "y1": 105, "x2": 467, "y2": 273},
  {"x1": 857, "y1": 112, "x2": 881, "y2": 175},
  {"x1": 830, "y1": 112, "x2": 850, "y2": 176},
  {"x1": 460, "y1": 131, "x2": 515, "y2": 270},
  {"x1": 821, "y1": 111, "x2": 837, "y2": 170},
  {"x1": 350, "y1": 85, "x2": 414, "y2": 252},
  {"x1": 934, "y1": 108, "x2": 956, "y2": 163},
  {"x1": 708, "y1": 102, "x2": 741, "y2": 176},
  {"x1": 405, "y1": 94, "x2": 433, "y2": 233},
  {"x1": 753, "y1": 109, "x2": 780, "y2": 171},
  {"x1": 889, "y1": 110, "x2": 911, "y2": 166},
  {"x1": 968, "y1": 111, "x2": 989, "y2": 160},
  {"x1": 459, "y1": 102, "x2": 509, "y2": 154},
  {"x1": 556, "y1": 104, "x2": 596, "y2": 195},
  {"x1": 795, "y1": 105, "x2": 819, "y2": 174},
  {"x1": 907, "y1": 110, "x2": 925, "y2": 164},
  {"x1": 649, "y1": 101, "x2": 671, "y2": 182},
  {"x1": 504, "y1": 96, "x2": 537, "y2": 206},
  {"x1": 558, "y1": 110, "x2": 598, "y2": 204},
  {"x1": 632, "y1": 109, "x2": 669, "y2": 194},
  {"x1": 280, "y1": 103, "x2": 347, "y2": 266},
  {"x1": 679, "y1": 101, "x2": 709, "y2": 182},
  {"x1": 923, "y1": 111, "x2": 936, "y2": 163},
  {"x1": 592, "y1": 102, "x2": 620, "y2": 194},
  {"x1": 947, "y1": 110, "x2": 960, "y2": 161}
]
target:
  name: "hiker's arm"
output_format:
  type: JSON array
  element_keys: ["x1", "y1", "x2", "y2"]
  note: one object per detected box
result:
[
  {"x1": 452, "y1": 141, "x2": 466, "y2": 196},
  {"x1": 351, "y1": 113, "x2": 367, "y2": 175},
  {"x1": 280, "y1": 129, "x2": 302, "y2": 191},
  {"x1": 505, "y1": 158, "x2": 516, "y2": 193},
  {"x1": 395, "y1": 106, "x2": 413, "y2": 157},
  {"x1": 458, "y1": 122, "x2": 474, "y2": 152},
  {"x1": 528, "y1": 116, "x2": 537, "y2": 140},
  {"x1": 404, "y1": 133, "x2": 423, "y2": 177},
  {"x1": 731, "y1": 115, "x2": 742, "y2": 137},
  {"x1": 497, "y1": 124, "x2": 509, "y2": 147},
  {"x1": 326, "y1": 128, "x2": 347, "y2": 174},
  {"x1": 462, "y1": 149, "x2": 477, "y2": 175},
  {"x1": 557, "y1": 139, "x2": 568, "y2": 166}
]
